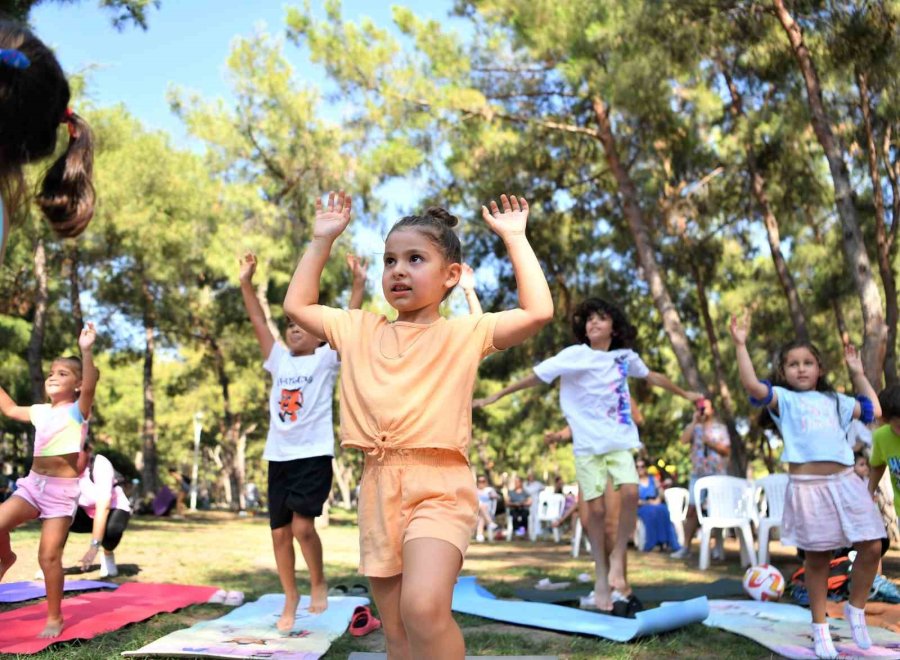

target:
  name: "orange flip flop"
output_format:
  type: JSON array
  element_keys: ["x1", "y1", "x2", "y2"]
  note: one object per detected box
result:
[{"x1": 349, "y1": 605, "x2": 382, "y2": 637}]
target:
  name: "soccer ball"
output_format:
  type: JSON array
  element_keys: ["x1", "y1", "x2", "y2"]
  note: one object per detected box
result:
[{"x1": 742, "y1": 564, "x2": 785, "y2": 601}]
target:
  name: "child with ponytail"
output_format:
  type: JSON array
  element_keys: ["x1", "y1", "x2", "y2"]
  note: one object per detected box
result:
[{"x1": 0, "y1": 20, "x2": 95, "y2": 266}]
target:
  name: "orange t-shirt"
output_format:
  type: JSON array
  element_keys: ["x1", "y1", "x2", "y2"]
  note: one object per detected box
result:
[{"x1": 321, "y1": 308, "x2": 499, "y2": 458}]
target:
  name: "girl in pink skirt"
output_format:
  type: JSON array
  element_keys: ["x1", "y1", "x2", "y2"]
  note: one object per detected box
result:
[{"x1": 730, "y1": 311, "x2": 885, "y2": 659}]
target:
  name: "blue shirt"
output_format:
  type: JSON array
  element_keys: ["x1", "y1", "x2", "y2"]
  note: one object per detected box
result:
[{"x1": 769, "y1": 387, "x2": 856, "y2": 465}]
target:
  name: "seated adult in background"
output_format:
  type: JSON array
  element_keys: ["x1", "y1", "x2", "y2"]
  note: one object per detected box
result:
[
  {"x1": 67, "y1": 442, "x2": 131, "y2": 577},
  {"x1": 475, "y1": 474, "x2": 499, "y2": 542},
  {"x1": 507, "y1": 476, "x2": 532, "y2": 537},
  {"x1": 671, "y1": 397, "x2": 730, "y2": 560},
  {"x1": 636, "y1": 458, "x2": 680, "y2": 552},
  {"x1": 551, "y1": 475, "x2": 578, "y2": 530}
]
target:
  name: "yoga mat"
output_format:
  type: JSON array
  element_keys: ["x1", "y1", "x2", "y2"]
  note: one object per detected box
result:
[
  {"x1": 827, "y1": 601, "x2": 900, "y2": 634},
  {"x1": 0, "y1": 582, "x2": 220, "y2": 655},
  {"x1": 701, "y1": 599, "x2": 900, "y2": 659},
  {"x1": 123, "y1": 593, "x2": 369, "y2": 659},
  {"x1": 514, "y1": 577, "x2": 744, "y2": 604},
  {"x1": 451, "y1": 576, "x2": 708, "y2": 641},
  {"x1": 0, "y1": 579, "x2": 117, "y2": 603},
  {"x1": 349, "y1": 655, "x2": 557, "y2": 659}
]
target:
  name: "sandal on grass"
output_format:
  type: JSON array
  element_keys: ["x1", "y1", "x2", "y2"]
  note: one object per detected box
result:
[{"x1": 349, "y1": 605, "x2": 382, "y2": 637}]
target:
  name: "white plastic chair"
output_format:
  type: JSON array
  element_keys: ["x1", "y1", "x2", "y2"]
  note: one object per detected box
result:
[
  {"x1": 693, "y1": 475, "x2": 757, "y2": 570},
  {"x1": 534, "y1": 491, "x2": 566, "y2": 542},
  {"x1": 754, "y1": 473, "x2": 789, "y2": 564},
  {"x1": 664, "y1": 486, "x2": 689, "y2": 547},
  {"x1": 572, "y1": 517, "x2": 591, "y2": 557}
]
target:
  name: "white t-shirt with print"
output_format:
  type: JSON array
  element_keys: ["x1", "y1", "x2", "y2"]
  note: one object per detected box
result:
[
  {"x1": 263, "y1": 342, "x2": 339, "y2": 461},
  {"x1": 533, "y1": 344, "x2": 650, "y2": 456}
]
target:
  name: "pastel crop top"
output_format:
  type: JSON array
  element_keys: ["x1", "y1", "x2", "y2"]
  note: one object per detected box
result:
[
  {"x1": 30, "y1": 402, "x2": 88, "y2": 457},
  {"x1": 768, "y1": 387, "x2": 855, "y2": 465}
]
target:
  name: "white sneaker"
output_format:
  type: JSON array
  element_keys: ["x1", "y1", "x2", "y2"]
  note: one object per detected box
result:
[
  {"x1": 100, "y1": 552, "x2": 118, "y2": 577},
  {"x1": 669, "y1": 547, "x2": 690, "y2": 559},
  {"x1": 487, "y1": 522, "x2": 498, "y2": 531},
  {"x1": 475, "y1": 534, "x2": 485, "y2": 542},
  {"x1": 34, "y1": 568, "x2": 44, "y2": 580}
]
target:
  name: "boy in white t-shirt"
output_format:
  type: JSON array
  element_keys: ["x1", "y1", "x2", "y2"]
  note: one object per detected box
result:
[
  {"x1": 239, "y1": 251, "x2": 365, "y2": 631},
  {"x1": 476, "y1": 298, "x2": 700, "y2": 615}
]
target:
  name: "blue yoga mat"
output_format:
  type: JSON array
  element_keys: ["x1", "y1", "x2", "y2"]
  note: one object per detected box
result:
[
  {"x1": 0, "y1": 579, "x2": 117, "y2": 603},
  {"x1": 451, "y1": 576, "x2": 709, "y2": 642}
]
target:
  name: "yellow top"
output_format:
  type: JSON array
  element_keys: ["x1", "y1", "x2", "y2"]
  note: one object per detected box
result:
[{"x1": 321, "y1": 308, "x2": 499, "y2": 459}]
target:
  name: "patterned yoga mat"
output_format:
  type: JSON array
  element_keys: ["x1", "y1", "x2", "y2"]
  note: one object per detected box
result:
[{"x1": 123, "y1": 593, "x2": 369, "y2": 659}]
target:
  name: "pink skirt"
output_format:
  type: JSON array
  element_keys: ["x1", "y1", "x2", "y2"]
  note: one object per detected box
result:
[{"x1": 782, "y1": 468, "x2": 886, "y2": 552}]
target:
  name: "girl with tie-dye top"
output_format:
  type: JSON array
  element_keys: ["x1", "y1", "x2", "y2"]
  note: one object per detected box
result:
[{"x1": 0, "y1": 323, "x2": 99, "y2": 639}]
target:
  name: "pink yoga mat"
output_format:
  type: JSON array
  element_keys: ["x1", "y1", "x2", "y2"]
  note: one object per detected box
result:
[{"x1": 0, "y1": 582, "x2": 219, "y2": 655}]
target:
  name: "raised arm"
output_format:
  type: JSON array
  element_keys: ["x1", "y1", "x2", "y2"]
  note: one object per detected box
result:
[
  {"x1": 239, "y1": 252, "x2": 276, "y2": 359},
  {"x1": 346, "y1": 254, "x2": 368, "y2": 310},
  {"x1": 729, "y1": 310, "x2": 776, "y2": 408},
  {"x1": 0, "y1": 385, "x2": 30, "y2": 423},
  {"x1": 645, "y1": 371, "x2": 702, "y2": 402},
  {"x1": 481, "y1": 195, "x2": 553, "y2": 350},
  {"x1": 283, "y1": 191, "x2": 352, "y2": 340},
  {"x1": 474, "y1": 372, "x2": 543, "y2": 408},
  {"x1": 844, "y1": 344, "x2": 882, "y2": 419},
  {"x1": 680, "y1": 411, "x2": 700, "y2": 444},
  {"x1": 78, "y1": 323, "x2": 100, "y2": 419},
  {"x1": 459, "y1": 263, "x2": 483, "y2": 315}
]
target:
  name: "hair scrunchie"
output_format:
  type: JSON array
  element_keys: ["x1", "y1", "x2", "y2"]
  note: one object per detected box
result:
[
  {"x1": 0, "y1": 48, "x2": 30, "y2": 70},
  {"x1": 855, "y1": 395, "x2": 876, "y2": 424},
  {"x1": 748, "y1": 379, "x2": 774, "y2": 407}
]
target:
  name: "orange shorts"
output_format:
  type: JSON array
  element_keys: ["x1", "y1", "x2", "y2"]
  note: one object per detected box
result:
[{"x1": 357, "y1": 448, "x2": 478, "y2": 577}]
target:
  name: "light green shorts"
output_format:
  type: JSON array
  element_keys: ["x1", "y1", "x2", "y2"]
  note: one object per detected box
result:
[{"x1": 575, "y1": 449, "x2": 639, "y2": 501}]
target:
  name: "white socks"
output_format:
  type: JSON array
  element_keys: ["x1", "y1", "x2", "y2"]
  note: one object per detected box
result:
[
  {"x1": 812, "y1": 623, "x2": 838, "y2": 659},
  {"x1": 844, "y1": 602, "x2": 872, "y2": 650}
]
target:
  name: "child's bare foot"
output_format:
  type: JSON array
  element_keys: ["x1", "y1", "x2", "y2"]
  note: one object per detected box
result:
[
  {"x1": 593, "y1": 577, "x2": 613, "y2": 611},
  {"x1": 276, "y1": 593, "x2": 299, "y2": 632},
  {"x1": 0, "y1": 552, "x2": 16, "y2": 581},
  {"x1": 308, "y1": 581, "x2": 328, "y2": 614},
  {"x1": 37, "y1": 616, "x2": 64, "y2": 638},
  {"x1": 608, "y1": 559, "x2": 630, "y2": 596}
]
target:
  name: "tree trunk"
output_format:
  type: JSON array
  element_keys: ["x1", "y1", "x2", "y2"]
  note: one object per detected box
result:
[
  {"x1": 332, "y1": 455, "x2": 354, "y2": 509},
  {"x1": 773, "y1": 0, "x2": 887, "y2": 385},
  {"x1": 140, "y1": 276, "x2": 159, "y2": 494},
  {"x1": 721, "y1": 63, "x2": 809, "y2": 342},
  {"x1": 686, "y1": 250, "x2": 746, "y2": 474},
  {"x1": 256, "y1": 268, "x2": 282, "y2": 341},
  {"x1": 67, "y1": 244, "x2": 84, "y2": 336},
  {"x1": 27, "y1": 238, "x2": 48, "y2": 407},
  {"x1": 857, "y1": 71, "x2": 898, "y2": 387},
  {"x1": 591, "y1": 95, "x2": 703, "y2": 391}
]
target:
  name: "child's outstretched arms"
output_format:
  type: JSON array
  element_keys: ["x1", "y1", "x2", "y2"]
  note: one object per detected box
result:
[
  {"x1": 238, "y1": 252, "x2": 276, "y2": 359},
  {"x1": 346, "y1": 254, "x2": 368, "y2": 310},
  {"x1": 284, "y1": 191, "x2": 352, "y2": 340},
  {"x1": 645, "y1": 372, "x2": 702, "y2": 402},
  {"x1": 844, "y1": 343, "x2": 882, "y2": 419},
  {"x1": 544, "y1": 425, "x2": 572, "y2": 445},
  {"x1": 729, "y1": 310, "x2": 778, "y2": 411},
  {"x1": 78, "y1": 322, "x2": 100, "y2": 419},
  {"x1": 473, "y1": 373, "x2": 543, "y2": 408},
  {"x1": 0, "y1": 386, "x2": 30, "y2": 423},
  {"x1": 459, "y1": 263, "x2": 483, "y2": 315},
  {"x1": 481, "y1": 195, "x2": 553, "y2": 350}
]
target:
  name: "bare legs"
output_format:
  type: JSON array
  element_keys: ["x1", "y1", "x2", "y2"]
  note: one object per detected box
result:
[
  {"x1": 271, "y1": 513, "x2": 327, "y2": 633},
  {"x1": 370, "y1": 538, "x2": 464, "y2": 660},
  {"x1": 0, "y1": 496, "x2": 38, "y2": 582},
  {"x1": 37, "y1": 517, "x2": 71, "y2": 638},
  {"x1": 608, "y1": 483, "x2": 637, "y2": 595}
]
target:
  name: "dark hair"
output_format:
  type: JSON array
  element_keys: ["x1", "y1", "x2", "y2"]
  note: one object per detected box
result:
[
  {"x1": 853, "y1": 450, "x2": 867, "y2": 462},
  {"x1": 387, "y1": 207, "x2": 461, "y2": 299},
  {"x1": 571, "y1": 298, "x2": 636, "y2": 349},
  {"x1": 879, "y1": 385, "x2": 900, "y2": 419},
  {"x1": 767, "y1": 339, "x2": 840, "y2": 424},
  {"x1": 0, "y1": 21, "x2": 95, "y2": 237}
]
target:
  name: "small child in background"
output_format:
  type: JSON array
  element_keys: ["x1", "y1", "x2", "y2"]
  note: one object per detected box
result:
[
  {"x1": 0, "y1": 324, "x2": 99, "y2": 637},
  {"x1": 870, "y1": 385, "x2": 900, "y2": 541},
  {"x1": 854, "y1": 451, "x2": 870, "y2": 481},
  {"x1": 0, "y1": 20, "x2": 95, "y2": 266},
  {"x1": 730, "y1": 311, "x2": 884, "y2": 659}
]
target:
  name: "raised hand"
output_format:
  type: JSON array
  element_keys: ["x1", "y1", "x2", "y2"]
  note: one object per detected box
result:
[
  {"x1": 472, "y1": 394, "x2": 497, "y2": 409},
  {"x1": 844, "y1": 343, "x2": 864, "y2": 375},
  {"x1": 346, "y1": 253, "x2": 369, "y2": 283},
  {"x1": 459, "y1": 263, "x2": 476, "y2": 291},
  {"x1": 78, "y1": 322, "x2": 97, "y2": 351},
  {"x1": 313, "y1": 191, "x2": 352, "y2": 241},
  {"x1": 239, "y1": 252, "x2": 257, "y2": 284},
  {"x1": 481, "y1": 194, "x2": 529, "y2": 241},
  {"x1": 729, "y1": 309, "x2": 750, "y2": 346}
]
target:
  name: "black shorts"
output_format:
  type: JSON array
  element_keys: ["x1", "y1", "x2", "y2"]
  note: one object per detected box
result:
[{"x1": 268, "y1": 455, "x2": 333, "y2": 529}]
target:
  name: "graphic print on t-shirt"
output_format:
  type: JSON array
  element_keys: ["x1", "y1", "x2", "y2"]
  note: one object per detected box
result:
[
  {"x1": 606, "y1": 355, "x2": 633, "y2": 426},
  {"x1": 278, "y1": 388, "x2": 304, "y2": 423},
  {"x1": 889, "y1": 456, "x2": 900, "y2": 493}
]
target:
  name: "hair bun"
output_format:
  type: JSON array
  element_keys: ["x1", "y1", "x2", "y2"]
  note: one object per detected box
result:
[{"x1": 424, "y1": 206, "x2": 458, "y2": 228}]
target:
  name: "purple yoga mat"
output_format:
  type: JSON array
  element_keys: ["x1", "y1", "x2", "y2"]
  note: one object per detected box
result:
[{"x1": 0, "y1": 580, "x2": 117, "y2": 603}]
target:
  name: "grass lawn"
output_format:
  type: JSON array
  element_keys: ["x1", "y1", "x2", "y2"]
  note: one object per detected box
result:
[{"x1": 2, "y1": 508, "x2": 896, "y2": 659}]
